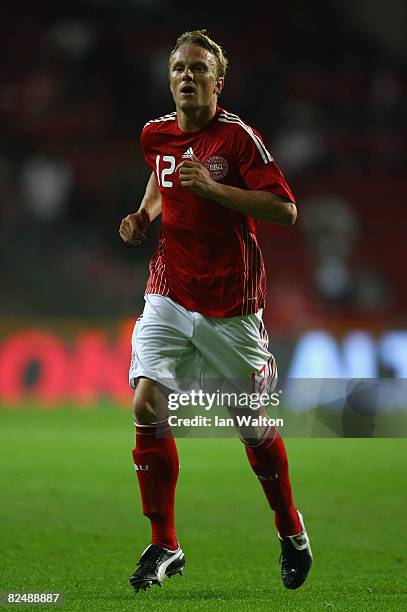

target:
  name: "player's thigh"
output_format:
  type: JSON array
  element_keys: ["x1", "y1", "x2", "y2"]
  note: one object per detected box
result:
[
  {"x1": 129, "y1": 295, "x2": 201, "y2": 394},
  {"x1": 197, "y1": 312, "x2": 277, "y2": 393}
]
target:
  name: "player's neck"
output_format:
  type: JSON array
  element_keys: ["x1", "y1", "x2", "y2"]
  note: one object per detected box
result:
[{"x1": 176, "y1": 104, "x2": 217, "y2": 133}]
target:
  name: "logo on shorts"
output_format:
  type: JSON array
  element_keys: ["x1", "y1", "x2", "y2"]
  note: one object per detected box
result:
[{"x1": 204, "y1": 156, "x2": 228, "y2": 180}]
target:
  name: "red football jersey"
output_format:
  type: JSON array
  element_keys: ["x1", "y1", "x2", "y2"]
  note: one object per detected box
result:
[{"x1": 140, "y1": 106, "x2": 295, "y2": 317}]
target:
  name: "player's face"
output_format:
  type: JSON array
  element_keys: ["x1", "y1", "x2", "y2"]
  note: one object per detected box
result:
[{"x1": 169, "y1": 45, "x2": 224, "y2": 112}]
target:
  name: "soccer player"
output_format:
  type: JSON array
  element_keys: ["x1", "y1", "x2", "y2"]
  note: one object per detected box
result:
[{"x1": 119, "y1": 30, "x2": 312, "y2": 593}]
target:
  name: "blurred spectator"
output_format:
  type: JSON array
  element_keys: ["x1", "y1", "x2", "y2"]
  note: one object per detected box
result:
[
  {"x1": 274, "y1": 97, "x2": 328, "y2": 176},
  {"x1": 353, "y1": 266, "x2": 392, "y2": 313},
  {"x1": 21, "y1": 153, "x2": 73, "y2": 222},
  {"x1": 301, "y1": 195, "x2": 359, "y2": 302},
  {"x1": 46, "y1": 21, "x2": 96, "y2": 61}
]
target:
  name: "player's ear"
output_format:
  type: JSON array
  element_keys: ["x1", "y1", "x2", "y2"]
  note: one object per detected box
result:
[{"x1": 214, "y1": 77, "x2": 224, "y2": 96}]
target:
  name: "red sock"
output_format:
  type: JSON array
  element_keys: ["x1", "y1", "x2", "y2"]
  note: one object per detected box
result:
[
  {"x1": 245, "y1": 428, "x2": 301, "y2": 537},
  {"x1": 132, "y1": 421, "x2": 179, "y2": 550}
]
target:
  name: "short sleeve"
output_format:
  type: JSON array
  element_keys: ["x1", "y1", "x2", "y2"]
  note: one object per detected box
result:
[
  {"x1": 236, "y1": 127, "x2": 295, "y2": 203},
  {"x1": 140, "y1": 126, "x2": 155, "y2": 171}
]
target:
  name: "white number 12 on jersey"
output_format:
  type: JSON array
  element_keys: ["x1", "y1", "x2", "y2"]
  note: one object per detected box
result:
[{"x1": 156, "y1": 155, "x2": 175, "y2": 188}]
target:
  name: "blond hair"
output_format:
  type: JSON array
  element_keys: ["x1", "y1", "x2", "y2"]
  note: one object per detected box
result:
[{"x1": 169, "y1": 29, "x2": 228, "y2": 78}]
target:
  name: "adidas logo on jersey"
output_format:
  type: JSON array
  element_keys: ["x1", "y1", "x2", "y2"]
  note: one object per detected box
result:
[
  {"x1": 134, "y1": 464, "x2": 149, "y2": 471},
  {"x1": 182, "y1": 147, "x2": 194, "y2": 159}
]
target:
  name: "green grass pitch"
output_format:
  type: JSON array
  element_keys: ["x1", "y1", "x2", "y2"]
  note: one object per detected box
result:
[{"x1": 0, "y1": 407, "x2": 406, "y2": 611}]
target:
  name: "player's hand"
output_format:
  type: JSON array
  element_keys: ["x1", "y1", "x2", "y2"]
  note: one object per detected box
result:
[
  {"x1": 119, "y1": 209, "x2": 150, "y2": 245},
  {"x1": 176, "y1": 154, "x2": 218, "y2": 199}
]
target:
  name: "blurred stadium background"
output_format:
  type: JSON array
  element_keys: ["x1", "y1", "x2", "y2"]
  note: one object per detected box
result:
[
  {"x1": 1, "y1": 2, "x2": 407, "y2": 609},
  {"x1": 1, "y1": 0, "x2": 406, "y2": 408}
]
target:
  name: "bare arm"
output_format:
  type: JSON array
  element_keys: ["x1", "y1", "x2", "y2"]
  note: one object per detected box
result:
[
  {"x1": 209, "y1": 184, "x2": 296, "y2": 224},
  {"x1": 139, "y1": 171, "x2": 162, "y2": 222},
  {"x1": 177, "y1": 156, "x2": 296, "y2": 225},
  {"x1": 119, "y1": 172, "x2": 162, "y2": 245}
]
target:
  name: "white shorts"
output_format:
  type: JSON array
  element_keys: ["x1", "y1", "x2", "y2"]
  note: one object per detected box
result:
[{"x1": 129, "y1": 295, "x2": 277, "y2": 394}]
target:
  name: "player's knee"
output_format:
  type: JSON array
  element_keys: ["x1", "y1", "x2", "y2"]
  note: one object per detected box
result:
[
  {"x1": 132, "y1": 378, "x2": 169, "y2": 425},
  {"x1": 132, "y1": 394, "x2": 158, "y2": 424}
]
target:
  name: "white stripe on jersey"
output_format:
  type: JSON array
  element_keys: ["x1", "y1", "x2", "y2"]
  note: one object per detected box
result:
[
  {"x1": 144, "y1": 112, "x2": 177, "y2": 128},
  {"x1": 240, "y1": 224, "x2": 249, "y2": 314},
  {"x1": 157, "y1": 237, "x2": 167, "y2": 294},
  {"x1": 146, "y1": 235, "x2": 169, "y2": 297},
  {"x1": 218, "y1": 111, "x2": 273, "y2": 164},
  {"x1": 220, "y1": 110, "x2": 273, "y2": 163}
]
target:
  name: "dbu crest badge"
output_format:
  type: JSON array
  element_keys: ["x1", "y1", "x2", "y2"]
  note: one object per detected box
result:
[{"x1": 204, "y1": 156, "x2": 228, "y2": 180}]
